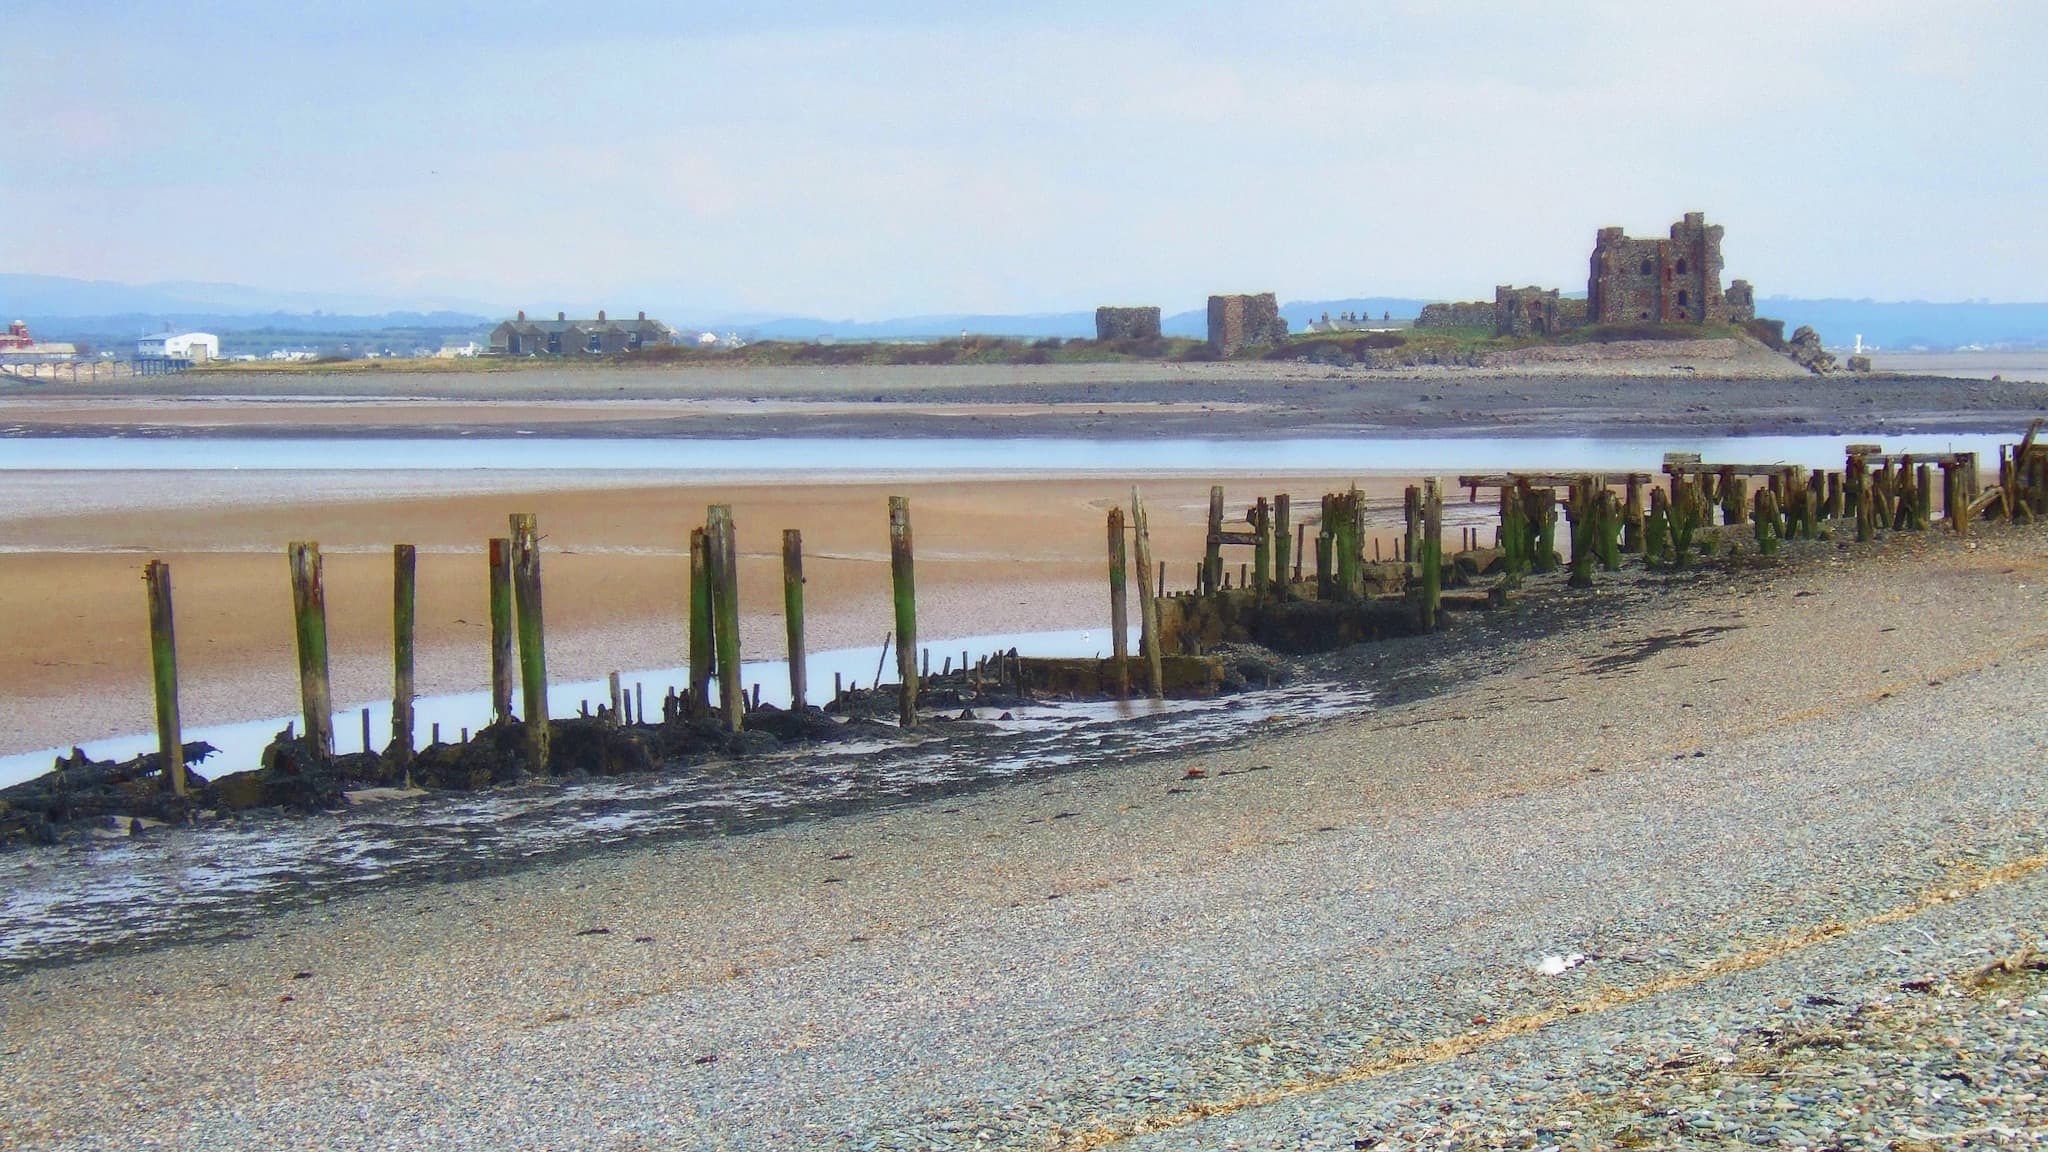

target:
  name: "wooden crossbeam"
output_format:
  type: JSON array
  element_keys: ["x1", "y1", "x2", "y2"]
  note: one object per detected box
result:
[
  {"x1": 1455, "y1": 472, "x2": 1651, "y2": 490},
  {"x1": 1662, "y1": 462, "x2": 1798, "y2": 477},
  {"x1": 1208, "y1": 530, "x2": 1259, "y2": 547},
  {"x1": 1861, "y1": 453, "x2": 1967, "y2": 467}
]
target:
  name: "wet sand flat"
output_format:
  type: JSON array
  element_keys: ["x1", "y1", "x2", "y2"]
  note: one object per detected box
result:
[{"x1": 6, "y1": 359, "x2": 2045, "y2": 439}]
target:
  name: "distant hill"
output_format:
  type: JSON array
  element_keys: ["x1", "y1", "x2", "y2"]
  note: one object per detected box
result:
[
  {"x1": 1757, "y1": 297, "x2": 2048, "y2": 351},
  {"x1": 8, "y1": 273, "x2": 2048, "y2": 352},
  {"x1": 0, "y1": 273, "x2": 494, "y2": 320}
]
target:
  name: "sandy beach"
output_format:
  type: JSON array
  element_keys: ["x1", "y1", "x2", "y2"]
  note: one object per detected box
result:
[
  {"x1": 3, "y1": 508, "x2": 2043, "y2": 1149},
  {"x1": 0, "y1": 469, "x2": 1442, "y2": 756},
  {"x1": 2, "y1": 369, "x2": 2045, "y2": 1146}
]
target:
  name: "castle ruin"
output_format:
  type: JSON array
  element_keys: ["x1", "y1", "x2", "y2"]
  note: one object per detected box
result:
[
  {"x1": 1094, "y1": 306, "x2": 1162, "y2": 341},
  {"x1": 1587, "y1": 212, "x2": 1754, "y2": 326},
  {"x1": 1416, "y1": 212, "x2": 1756, "y2": 337},
  {"x1": 1206, "y1": 293, "x2": 1289, "y2": 354}
]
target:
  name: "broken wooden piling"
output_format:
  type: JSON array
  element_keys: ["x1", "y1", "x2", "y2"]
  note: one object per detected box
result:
[
  {"x1": 488, "y1": 537, "x2": 515, "y2": 726},
  {"x1": 508, "y1": 514, "x2": 549, "y2": 771},
  {"x1": 392, "y1": 544, "x2": 416, "y2": 770},
  {"x1": 1131, "y1": 487, "x2": 1164, "y2": 700},
  {"x1": 1107, "y1": 507, "x2": 1130, "y2": 699},
  {"x1": 688, "y1": 526, "x2": 713, "y2": 721},
  {"x1": 1252, "y1": 497, "x2": 1272, "y2": 601},
  {"x1": 287, "y1": 541, "x2": 335, "y2": 758},
  {"x1": 706, "y1": 506, "x2": 743, "y2": 732},
  {"x1": 143, "y1": 559, "x2": 185, "y2": 797},
  {"x1": 1273, "y1": 494, "x2": 1292, "y2": 597},
  {"x1": 889, "y1": 496, "x2": 918, "y2": 727},
  {"x1": 1419, "y1": 479, "x2": 1443, "y2": 630},
  {"x1": 1202, "y1": 485, "x2": 1225, "y2": 595},
  {"x1": 783, "y1": 528, "x2": 808, "y2": 710}
]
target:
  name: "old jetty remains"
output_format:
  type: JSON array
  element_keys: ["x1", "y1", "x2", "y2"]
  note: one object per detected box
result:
[{"x1": 4, "y1": 424, "x2": 2045, "y2": 844}]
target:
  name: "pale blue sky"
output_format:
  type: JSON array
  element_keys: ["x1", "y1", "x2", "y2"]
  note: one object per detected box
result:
[{"x1": 3, "y1": 1, "x2": 2042, "y2": 317}]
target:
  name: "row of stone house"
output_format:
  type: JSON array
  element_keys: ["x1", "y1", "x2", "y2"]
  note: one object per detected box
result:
[{"x1": 489, "y1": 310, "x2": 673, "y2": 356}]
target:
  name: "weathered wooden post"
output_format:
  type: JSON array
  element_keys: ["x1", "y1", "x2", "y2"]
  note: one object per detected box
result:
[
  {"x1": 1499, "y1": 485, "x2": 1526, "y2": 586},
  {"x1": 707, "y1": 506, "x2": 743, "y2": 732},
  {"x1": 1533, "y1": 489, "x2": 1559, "y2": 572},
  {"x1": 783, "y1": 528, "x2": 808, "y2": 710},
  {"x1": 1598, "y1": 490, "x2": 1623, "y2": 571},
  {"x1": 1315, "y1": 494, "x2": 1335, "y2": 599},
  {"x1": 1754, "y1": 488, "x2": 1780, "y2": 555},
  {"x1": 688, "y1": 526, "x2": 713, "y2": 720},
  {"x1": 608, "y1": 671, "x2": 624, "y2": 725},
  {"x1": 1624, "y1": 476, "x2": 1645, "y2": 553},
  {"x1": 1646, "y1": 487, "x2": 1671, "y2": 564},
  {"x1": 1252, "y1": 497, "x2": 1272, "y2": 601},
  {"x1": 391, "y1": 544, "x2": 416, "y2": 779},
  {"x1": 508, "y1": 514, "x2": 549, "y2": 771},
  {"x1": 143, "y1": 559, "x2": 186, "y2": 797},
  {"x1": 1718, "y1": 466, "x2": 1742, "y2": 526},
  {"x1": 287, "y1": 541, "x2": 335, "y2": 757},
  {"x1": 1419, "y1": 478, "x2": 1443, "y2": 631},
  {"x1": 1668, "y1": 479, "x2": 1699, "y2": 568},
  {"x1": 1107, "y1": 508, "x2": 1130, "y2": 698},
  {"x1": 1403, "y1": 485, "x2": 1421, "y2": 572},
  {"x1": 1202, "y1": 485, "x2": 1225, "y2": 595},
  {"x1": 1273, "y1": 494, "x2": 1292, "y2": 597},
  {"x1": 1336, "y1": 489, "x2": 1363, "y2": 599},
  {"x1": 1914, "y1": 463, "x2": 1933, "y2": 531},
  {"x1": 1567, "y1": 478, "x2": 1596, "y2": 589},
  {"x1": 1130, "y1": 488, "x2": 1165, "y2": 699},
  {"x1": 1825, "y1": 471, "x2": 1843, "y2": 519},
  {"x1": 488, "y1": 537, "x2": 515, "y2": 726},
  {"x1": 888, "y1": 496, "x2": 918, "y2": 726},
  {"x1": 1857, "y1": 472, "x2": 1877, "y2": 542}
]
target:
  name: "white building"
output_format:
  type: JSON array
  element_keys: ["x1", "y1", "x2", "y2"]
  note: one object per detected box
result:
[{"x1": 136, "y1": 333, "x2": 220, "y2": 362}]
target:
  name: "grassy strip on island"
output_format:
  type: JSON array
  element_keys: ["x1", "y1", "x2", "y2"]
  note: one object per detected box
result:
[{"x1": 182, "y1": 320, "x2": 1783, "y2": 375}]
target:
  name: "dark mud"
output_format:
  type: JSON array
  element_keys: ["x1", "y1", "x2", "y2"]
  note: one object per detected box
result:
[{"x1": 10, "y1": 371, "x2": 2047, "y2": 442}]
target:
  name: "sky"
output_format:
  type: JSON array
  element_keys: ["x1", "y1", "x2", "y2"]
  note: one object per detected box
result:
[{"x1": 2, "y1": 0, "x2": 2043, "y2": 318}]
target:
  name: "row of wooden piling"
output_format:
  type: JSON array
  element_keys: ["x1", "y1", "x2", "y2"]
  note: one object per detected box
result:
[
  {"x1": 137, "y1": 498, "x2": 934, "y2": 786},
  {"x1": 125, "y1": 427, "x2": 2048, "y2": 796}
]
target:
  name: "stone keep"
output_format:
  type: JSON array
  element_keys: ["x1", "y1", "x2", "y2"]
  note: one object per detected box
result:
[
  {"x1": 1206, "y1": 293, "x2": 1289, "y2": 354},
  {"x1": 1094, "y1": 306, "x2": 1162, "y2": 341},
  {"x1": 1588, "y1": 212, "x2": 1743, "y2": 325}
]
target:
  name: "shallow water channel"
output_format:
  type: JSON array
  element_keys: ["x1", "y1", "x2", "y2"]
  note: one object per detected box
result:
[
  {"x1": 0, "y1": 431, "x2": 2011, "y2": 474},
  {"x1": 0, "y1": 675, "x2": 1373, "y2": 977}
]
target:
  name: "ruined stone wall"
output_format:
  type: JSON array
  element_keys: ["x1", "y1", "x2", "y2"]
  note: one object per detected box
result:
[
  {"x1": 1493, "y1": 285, "x2": 1568, "y2": 337},
  {"x1": 1094, "y1": 306, "x2": 1162, "y2": 341},
  {"x1": 1206, "y1": 293, "x2": 1288, "y2": 353},
  {"x1": 1415, "y1": 302, "x2": 1495, "y2": 329},
  {"x1": 1724, "y1": 279, "x2": 1755, "y2": 323}
]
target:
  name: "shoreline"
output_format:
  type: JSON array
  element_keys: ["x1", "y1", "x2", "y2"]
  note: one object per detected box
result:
[{"x1": 4, "y1": 516, "x2": 2044, "y2": 1147}]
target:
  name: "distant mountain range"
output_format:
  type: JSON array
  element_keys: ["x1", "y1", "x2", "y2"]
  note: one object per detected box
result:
[
  {"x1": 7, "y1": 274, "x2": 2048, "y2": 352},
  {"x1": 0, "y1": 274, "x2": 493, "y2": 320}
]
